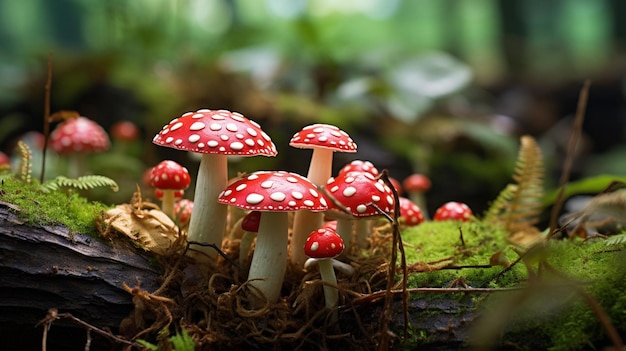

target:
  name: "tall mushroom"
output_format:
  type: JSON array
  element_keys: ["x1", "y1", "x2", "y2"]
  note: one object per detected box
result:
[
  {"x1": 403, "y1": 173, "x2": 431, "y2": 218},
  {"x1": 49, "y1": 116, "x2": 110, "y2": 177},
  {"x1": 325, "y1": 171, "x2": 395, "y2": 251},
  {"x1": 149, "y1": 160, "x2": 191, "y2": 218},
  {"x1": 217, "y1": 171, "x2": 328, "y2": 305},
  {"x1": 289, "y1": 124, "x2": 357, "y2": 266},
  {"x1": 153, "y1": 109, "x2": 277, "y2": 263}
]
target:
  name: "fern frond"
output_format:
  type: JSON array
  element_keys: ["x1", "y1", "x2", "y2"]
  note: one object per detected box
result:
[
  {"x1": 41, "y1": 175, "x2": 119, "y2": 193},
  {"x1": 16, "y1": 141, "x2": 32, "y2": 184},
  {"x1": 505, "y1": 135, "x2": 544, "y2": 232},
  {"x1": 484, "y1": 184, "x2": 518, "y2": 225},
  {"x1": 605, "y1": 233, "x2": 626, "y2": 247}
]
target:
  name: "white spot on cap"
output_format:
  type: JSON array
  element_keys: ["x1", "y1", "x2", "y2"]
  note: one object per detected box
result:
[
  {"x1": 343, "y1": 186, "x2": 357, "y2": 197},
  {"x1": 247, "y1": 128, "x2": 258, "y2": 137},
  {"x1": 170, "y1": 122, "x2": 183, "y2": 131},
  {"x1": 246, "y1": 193, "x2": 264, "y2": 204},
  {"x1": 292, "y1": 191, "x2": 303, "y2": 199},
  {"x1": 208, "y1": 140, "x2": 219, "y2": 147},
  {"x1": 310, "y1": 242, "x2": 319, "y2": 251},
  {"x1": 236, "y1": 183, "x2": 247, "y2": 191},
  {"x1": 356, "y1": 204, "x2": 367, "y2": 213},
  {"x1": 188, "y1": 134, "x2": 200, "y2": 143},
  {"x1": 303, "y1": 200, "x2": 314, "y2": 207},
  {"x1": 210, "y1": 123, "x2": 221, "y2": 131},
  {"x1": 189, "y1": 122, "x2": 205, "y2": 131},
  {"x1": 270, "y1": 192, "x2": 286, "y2": 201},
  {"x1": 230, "y1": 141, "x2": 244, "y2": 150},
  {"x1": 226, "y1": 123, "x2": 238, "y2": 132},
  {"x1": 261, "y1": 181, "x2": 273, "y2": 188}
]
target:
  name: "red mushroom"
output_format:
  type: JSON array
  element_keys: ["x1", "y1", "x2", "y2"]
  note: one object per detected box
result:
[
  {"x1": 174, "y1": 199, "x2": 194, "y2": 225},
  {"x1": 403, "y1": 173, "x2": 431, "y2": 218},
  {"x1": 49, "y1": 116, "x2": 110, "y2": 177},
  {"x1": 289, "y1": 124, "x2": 357, "y2": 266},
  {"x1": 398, "y1": 197, "x2": 425, "y2": 226},
  {"x1": 0, "y1": 152, "x2": 9, "y2": 167},
  {"x1": 338, "y1": 160, "x2": 379, "y2": 177},
  {"x1": 110, "y1": 120, "x2": 140, "y2": 142},
  {"x1": 325, "y1": 171, "x2": 395, "y2": 250},
  {"x1": 149, "y1": 160, "x2": 191, "y2": 218},
  {"x1": 433, "y1": 201, "x2": 473, "y2": 222},
  {"x1": 217, "y1": 171, "x2": 328, "y2": 304},
  {"x1": 239, "y1": 210, "x2": 261, "y2": 266},
  {"x1": 153, "y1": 109, "x2": 277, "y2": 262},
  {"x1": 304, "y1": 227, "x2": 345, "y2": 311},
  {"x1": 154, "y1": 189, "x2": 185, "y2": 201}
]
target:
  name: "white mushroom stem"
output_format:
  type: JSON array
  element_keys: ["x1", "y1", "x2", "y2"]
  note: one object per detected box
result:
[
  {"x1": 159, "y1": 189, "x2": 176, "y2": 219},
  {"x1": 354, "y1": 219, "x2": 372, "y2": 249},
  {"x1": 409, "y1": 191, "x2": 429, "y2": 219},
  {"x1": 304, "y1": 258, "x2": 355, "y2": 277},
  {"x1": 239, "y1": 231, "x2": 256, "y2": 266},
  {"x1": 248, "y1": 211, "x2": 288, "y2": 305},
  {"x1": 335, "y1": 218, "x2": 354, "y2": 254},
  {"x1": 318, "y1": 258, "x2": 339, "y2": 311},
  {"x1": 187, "y1": 154, "x2": 228, "y2": 263},
  {"x1": 290, "y1": 147, "x2": 333, "y2": 266}
]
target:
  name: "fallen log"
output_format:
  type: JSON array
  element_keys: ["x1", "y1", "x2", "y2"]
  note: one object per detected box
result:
[{"x1": 0, "y1": 201, "x2": 161, "y2": 350}]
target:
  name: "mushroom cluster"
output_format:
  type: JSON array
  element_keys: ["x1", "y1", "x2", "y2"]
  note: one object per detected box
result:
[{"x1": 153, "y1": 109, "x2": 277, "y2": 263}]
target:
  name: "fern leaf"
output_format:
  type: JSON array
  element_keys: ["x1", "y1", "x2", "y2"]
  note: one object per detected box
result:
[
  {"x1": 16, "y1": 141, "x2": 32, "y2": 184},
  {"x1": 41, "y1": 175, "x2": 119, "y2": 193},
  {"x1": 605, "y1": 233, "x2": 626, "y2": 247},
  {"x1": 484, "y1": 184, "x2": 518, "y2": 225}
]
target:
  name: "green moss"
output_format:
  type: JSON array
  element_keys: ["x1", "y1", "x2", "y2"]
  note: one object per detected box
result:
[
  {"x1": 0, "y1": 175, "x2": 110, "y2": 236},
  {"x1": 398, "y1": 219, "x2": 626, "y2": 350}
]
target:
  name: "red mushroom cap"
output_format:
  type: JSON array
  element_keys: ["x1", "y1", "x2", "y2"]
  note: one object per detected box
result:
[
  {"x1": 241, "y1": 210, "x2": 262, "y2": 232},
  {"x1": 154, "y1": 189, "x2": 185, "y2": 199},
  {"x1": 152, "y1": 109, "x2": 277, "y2": 156},
  {"x1": 149, "y1": 160, "x2": 191, "y2": 190},
  {"x1": 111, "y1": 120, "x2": 140, "y2": 142},
  {"x1": 304, "y1": 227, "x2": 345, "y2": 259},
  {"x1": 290, "y1": 124, "x2": 357, "y2": 152},
  {"x1": 217, "y1": 171, "x2": 328, "y2": 212},
  {"x1": 49, "y1": 116, "x2": 110, "y2": 154},
  {"x1": 403, "y1": 174, "x2": 431, "y2": 193},
  {"x1": 338, "y1": 160, "x2": 379, "y2": 177},
  {"x1": 325, "y1": 171, "x2": 395, "y2": 218},
  {"x1": 398, "y1": 197, "x2": 424, "y2": 226},
  {"x1": 433, "y1": 201, "x2": 472, "y2": 222},
  {"x1": 174, "y1": 199, "x2": 194, "y2": 223},
  {"x1": 0, "y1": 152, "x2": 9, "y2": 166}
]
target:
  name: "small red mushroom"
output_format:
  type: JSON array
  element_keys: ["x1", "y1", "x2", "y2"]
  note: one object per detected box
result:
[
  {"x1": 433, "y1": 201, "x2": 472, "y2": 222},
  {"x1": 49, "y1": 116, "x2": 110, "y2": 177},
  {"x1": 149, "y1": 160, "x2": 191, "y2": 218},
  {"x1": 289, "y1": 124, "x2": 357, "y2": 266},
  {"x1": 217, "y1": 171, "x2": 328, "y2": 304},
  {"x1": 0, "y1": 152, "x2": 10, "y2": 167},
  {"x1": 174, "y1": 199, "x2": 194, "y2": 224},
  {"x1": 398, "y1": 197, "x2": 425, "y2": 226},
  {"x1": 338, "y1": 160, "x2": 379, "y2": 177},
  {"x1": 304, "y1": 227, "x2": 344, "y2": 311},
  {"x1": 153, "y1": 109, "x2": 277, "y2": 262},
  {"x1": 110, "y1": 120, "x2": 140, "y2": 142},
  {"x1": 403, "y1": 173, "x2": 431, "y2": 218},
  {"x1": 239, "y1": 210, "x2": 261, "y2": 266}
]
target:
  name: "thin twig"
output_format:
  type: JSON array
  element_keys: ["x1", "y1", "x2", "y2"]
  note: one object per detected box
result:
[
  {"x1": 187, "y1": 241, "x2": 242, "y2": 270},
  {"x1": 349, "y1": 286, "x2": 525, "y2": 305},
  {"x1": 548, "y1": 80, "x2": 591, "y2": 236},
  {"x1": 41, "y1": 52, "x2": 53, "y2": 183}
]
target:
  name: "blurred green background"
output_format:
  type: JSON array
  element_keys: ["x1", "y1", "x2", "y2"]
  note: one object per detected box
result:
[{"x1": 1, "y1": 0, "x2": 625, "y2": 213}]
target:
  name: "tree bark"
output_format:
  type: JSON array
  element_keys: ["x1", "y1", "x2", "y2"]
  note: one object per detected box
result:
[{"x1": 0, "y1": 201, "x2": 161, "y2": 350}]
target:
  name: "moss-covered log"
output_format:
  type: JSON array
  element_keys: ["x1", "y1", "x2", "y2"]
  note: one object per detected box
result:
[{"x1": 0, "y1": 201, "x2": 161, "y2": 351}]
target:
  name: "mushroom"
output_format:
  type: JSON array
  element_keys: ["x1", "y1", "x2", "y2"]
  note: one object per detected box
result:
[
  {"x1": 0, "y1": 152, "x2": 9, "y2": 167},
  {"x1": 153, "y1": 109, "x2": 277, "y2": 263},
  {"x1": 433, "y1": 201, "x2": 473, "y2": 222},
  {"x1": 149, "y1": 160, "x2": 191, "y2": 218},
  {"x1": 174, "y1": 199, "x2": 194, "y2": 225},
  {"x1": 303, "y1": 227, "x2": 345, "y2": 316},
  {"x1": 338, "y1": 159, "x2": 379, "y2": 177},
  {"x1": 398, "y1": 197, "x2": 425, "y2": 226},
  {"x1": 403, "y1": 173, "x2": 431, "y2": 218},
  {"x1": 49, "y1": 116, "x2": 110, "y2": 177},
  {"x1": 110, "y1": 120, "x2": 140, "y2": 142},
  {"x1": 289, "y1": 124, "x2": 357, "y2": 266},
  {"x1": 239, "y1": 210, "x2": 261, "y2": 266},
  {"x1": 217, "y1": 171, "x2": 328, "y2": 304},
  {"x1": 325, "y1": 171, "x2": 395, "y2": 251}
]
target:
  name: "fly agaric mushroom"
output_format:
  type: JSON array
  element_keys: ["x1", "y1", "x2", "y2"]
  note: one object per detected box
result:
[
  {"x1": 403, "y1": 173, "x2": 431, "y2": 218},
  {"x1": 239, "y1": 210, "x2": 261, "y2": 266},
  {"x1": 0, "y1": 152, "x2": 9, "y2": 167},
  {"x1": 49, "y1": 116, "x2": 110, "y2": 177},
  {"x1": 217, "y1": 171, "x2": 328, "y2": 304},
  {"x1": 289, "y1": 124, "x2": 357, "y2": 266},
  {"x1": 110, "y1": 120, "x2": 140, "y2": 142},
  {"x1": 155, "y1": 189, "x2": 185, "y2": 202},
  {"x1": 325, "y1": 171, "x2": 395, "y2": 250},
  {"x1": 149, "y1": 160, "x2": 191, "y2": 218},
  {"x1": 433, "y1": 201, "x2": 472, "y2": 222},
  {"x1": 153, "y1": 109, "x2": 277, "y2": 263},
  {"x1": 338, "y1": 159, "x2": 379, "y2": 177},
  {"x1": 399, "y1": 197, "x2": 425, "y2": 226},
  {"x1": 174, "y1": 199, "x2": 194, "y2": 225},
  {"x1": 304, "y1": 227, "x2": 345, "y2": 311}
]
